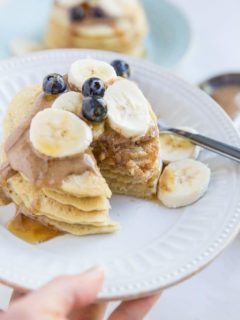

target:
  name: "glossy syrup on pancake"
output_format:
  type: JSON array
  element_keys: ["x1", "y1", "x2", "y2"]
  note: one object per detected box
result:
[{"x1": 8, "y1": 209, "x2": 62, "y2": 244}]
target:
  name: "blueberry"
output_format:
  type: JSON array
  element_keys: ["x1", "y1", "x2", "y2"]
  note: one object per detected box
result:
[
  {"x1": 111, "y1": 60, "x2": 131, "y2": 78},
  {"x1": 43, "y1": 73, "x2": 66, "y2": 95},
  {"x1": 82, "y1": 97, "x2": 108, "y2": 123},
  {"x1": 82, "y1": 77, "x2": 106, "y2": 98},
  {"x1": 70, "y1": 6, "x2": 85, "y2": 22},
  {"x1": 90, "y1": 7, "x2": 106, "y2": 18}
]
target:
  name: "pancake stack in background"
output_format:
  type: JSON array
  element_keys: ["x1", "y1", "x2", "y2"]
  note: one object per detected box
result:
[
  {"x1": 45, "y1": 0, "x2": 148, "y2": 56},
  {"x1": 0, "y1": 85, "x2": 118, "y2": 237}
]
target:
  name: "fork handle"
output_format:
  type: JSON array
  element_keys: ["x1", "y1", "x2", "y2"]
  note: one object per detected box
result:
[{"x1": 168, "y1": 128, "x2": 240, "y2": 163}]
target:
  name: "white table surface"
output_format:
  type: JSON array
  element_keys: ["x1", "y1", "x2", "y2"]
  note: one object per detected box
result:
[{"x1": 1, "y1": 0, "x2": 240, "y2": 319}]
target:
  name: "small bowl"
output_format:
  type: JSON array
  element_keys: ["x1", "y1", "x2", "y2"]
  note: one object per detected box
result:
[
  {"x1": 199, "y1": 73, "x2": 240, "y2": 124},
  {"x1": 200, "y1": 73, "x2": 240, "y2": 95}
]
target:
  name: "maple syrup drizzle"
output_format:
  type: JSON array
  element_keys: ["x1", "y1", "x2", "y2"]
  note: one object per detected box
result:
[{"x1": 8, "y1": 212, "x2": 62, "y2": 244}]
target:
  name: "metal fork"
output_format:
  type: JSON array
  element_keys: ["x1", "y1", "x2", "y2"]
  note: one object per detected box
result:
[{"x1": 158, "y1": 120, "x2": 240, "y2": 163}]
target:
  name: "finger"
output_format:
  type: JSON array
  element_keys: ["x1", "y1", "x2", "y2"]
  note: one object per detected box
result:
[
  {"x1": 14, "y1": 267, "x2": 104, "y2": 317},
  {"x1": 10, "y1": 291, "x2": 26, "y2": 305},
  {"x1": 69, "y1": 303, "x2": 108, "y2": 320},
  {"x1": 109, "y1": 293, "x2": 161, "y2": 320}
]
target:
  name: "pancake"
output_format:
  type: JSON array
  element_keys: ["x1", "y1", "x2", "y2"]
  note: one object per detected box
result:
[
  {"x1": 42, "y1": 216, "x2": 119, "y2": 236},
  {"x1": 2, "y1": 85, "x2": 112, "y2": 199},
  {"x1": 92, "y1": 122, "x2": 161, "y2": 199},
  {"x1": 0, "y1": 58, "x2": 161, "y2": 240},
  {"x1": 45, "y1": 0, "x2": 148, "y2": 56},
  {"x1": 7, "y1": 174, "x2": 109, "y2": 225},
  {"x1": 43, "y1": 189, "x2": 110, "y2": 211},
  {"x1": 0, "y1": 84, "x2": 117, "y2": 236}
]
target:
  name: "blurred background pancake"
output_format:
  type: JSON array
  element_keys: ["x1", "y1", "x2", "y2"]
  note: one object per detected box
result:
[{"x1": 0, "y1": 0, "x2": 191, "y2": 67}]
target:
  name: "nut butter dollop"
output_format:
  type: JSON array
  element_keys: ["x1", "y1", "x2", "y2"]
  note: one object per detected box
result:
[{"x1": 2, "y1": 92, "x2": 97, "y2": 188}]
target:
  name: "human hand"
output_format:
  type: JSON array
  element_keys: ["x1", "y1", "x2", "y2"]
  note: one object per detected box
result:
[{"x1": 0, "y1": 267, "x2": 160, "y2": 320}]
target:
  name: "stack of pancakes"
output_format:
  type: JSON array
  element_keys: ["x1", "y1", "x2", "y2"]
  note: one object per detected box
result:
[
  {"x1": 45, "y1": 0, "x2": 148, "y2": 56},
  {"x1": 0, "y1": 85, "x2": 119, "y2": 236},
  {"x1": 0, "y1": 58, "x2": 161, "y2": 239},
  {"x1": 93, "y1": 114, "x2": 161, "y2": 199}
]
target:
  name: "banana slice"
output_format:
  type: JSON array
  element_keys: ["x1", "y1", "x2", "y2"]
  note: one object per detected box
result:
[
  {"x1": 52, "y1": 91, "x2": 83, "y2": 115},
  {"x1": 68, "y1": 58, "x2": 117, "y2": 91},
  {"x1": 101, "y1": 0, "x2": 139, "y2": 17},
  {"x1": 159, "y1": 127, "x2": 201, "y2": 164},
  {"x1": 30, "y1": 109, "x2": 92, "y2": 158},
  {"x1": 104, "y1": 79, "x2": 151, "y2": 138},
  {"x1": 56, "y1": 0, "x2": 84, "y2": 8},
  {"x1": 56, "y1": 0, "x2": 133, "y2": 16},
  {"x1": 51, "y1": 92, "x2": 104, "y2": 140},
  {"x1": 98, "y1": 0, "x2": 128, "y2": 17},
  {"x1": 158, "y1": 158, "x2": 163, "y2": 174},
  {"x1": 158, "y1": 159, "x2": 211, "y2": 208}
]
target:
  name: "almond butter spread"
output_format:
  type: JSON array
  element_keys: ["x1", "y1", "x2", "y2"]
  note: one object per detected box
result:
[{"x1": 0, "y1": 92, "x2": 97, "y2": 188}]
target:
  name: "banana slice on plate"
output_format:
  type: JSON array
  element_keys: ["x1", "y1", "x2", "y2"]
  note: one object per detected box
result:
[
  {"x1": 68, "y1": 59, "x2": 117, "y2": 91},
  {"x1": 158, "y1": 159, "x2": 211, "y2": 208},
  {"x1": 30, "y1": 109, "x2": 92, "y2": 158},
  {"x1": 158, "y1": 158, "x2": 163, "y2": 174},
  {"x1": 159, "y1": 127, "x2": 201, "y2": 164},
  {"x1": 52, "y1": 91, "x2": 83, "y2": 115},
  {"x1": 104, "y1": 79, "x2": 151, "y2": 138}
]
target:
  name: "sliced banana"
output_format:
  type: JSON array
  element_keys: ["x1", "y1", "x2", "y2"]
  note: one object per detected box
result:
[
  {"x1": 102, "y1": 0, "x2": 139, "y2": 17},
  {"x1": 98, "y1": 0, "x2": 128, "y2": 17},
  {"x1": 158, "y1": 159, "x2": 211, "y2": 208},
  {"x1": 30, "y1": 109, "x2": 92, "y2": 158},
  {"x1": 51, "y1": 92, "x2": 104, "y2": 140},
  {"x1": 52, "y1": 91, "x2": 83, "y2": 115},
  {"x1": 159, "y1": 127, "x2": 201, "y2": 164},
  {"x1": 68, "y1": 58, "x2": 117, "y2": 91},
  {"x1": 56, "y1": 0, "x2": 133, "y2": 16},
  {"x1": 56, "y1": 0, "x2": 84, "y2": 8},
  {"x1": 104, "y1": 79, "x2": 151, "y2": 138},
  {"x1": 158, "y1": 158, "x2": 163, "y2": 174}
]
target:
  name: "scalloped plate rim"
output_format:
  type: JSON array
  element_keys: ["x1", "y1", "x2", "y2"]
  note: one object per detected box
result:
[{"x1": 0, "y1": 49, "x2": 239, "y2": 300}]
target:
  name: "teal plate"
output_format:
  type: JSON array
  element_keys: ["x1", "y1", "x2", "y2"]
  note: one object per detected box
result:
[
  {"x1": 0, "y1": 0, "x2": 51, "y2": 59},
  {"x1": 0, "y1": 0, "x2": 191, "y2": 67},
  {"x1": 143, "y1": 0, "x2": 191, "y2": 67}
]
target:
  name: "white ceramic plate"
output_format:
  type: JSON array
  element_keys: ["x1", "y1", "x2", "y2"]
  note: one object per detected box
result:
[{"x1": 0, "y1": 49, "x2": 239, "y2": 301}]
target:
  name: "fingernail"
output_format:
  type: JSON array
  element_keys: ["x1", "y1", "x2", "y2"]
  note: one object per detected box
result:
[{"x1": 83, "y1": 266, "x2": 105, "y2": 277}]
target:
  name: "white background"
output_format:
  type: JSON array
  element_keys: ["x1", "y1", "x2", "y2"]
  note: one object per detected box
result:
[{"x1": 1, "y1": 0, "x2": 240, "y2": 319}]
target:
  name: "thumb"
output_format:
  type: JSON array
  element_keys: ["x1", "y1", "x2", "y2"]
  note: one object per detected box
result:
[{"x1": 13, "y1": 267, "x2": 104, "y2": 318}]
